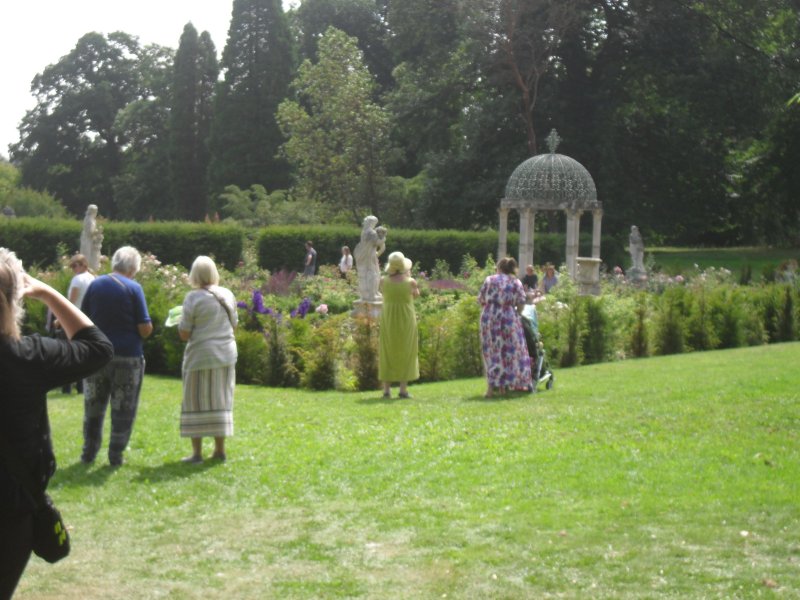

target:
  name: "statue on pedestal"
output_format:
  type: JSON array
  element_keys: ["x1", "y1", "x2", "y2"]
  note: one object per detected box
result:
[
  {"x1": 628, "y1": 225, "x2": 646, "y2": 280},
  {"x1": 80, "y1": 204, "x2": 103, "y2": 272},
  {"x1": 354, "y1": 215, "x2": 386, "y2": 305}
]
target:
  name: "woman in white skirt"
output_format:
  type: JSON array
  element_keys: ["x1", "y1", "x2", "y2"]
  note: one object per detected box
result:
[{"x1": 178, "y1": 256, "x2": 237, "y2": 463}]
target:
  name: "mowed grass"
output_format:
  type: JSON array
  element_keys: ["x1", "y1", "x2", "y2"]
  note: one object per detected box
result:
[
  {"x1": 19, "y1": 343, "x2": 800, "y2": 599},
  {"x1": 649, "y1": 246, "x2": 800, "y2": 279}
]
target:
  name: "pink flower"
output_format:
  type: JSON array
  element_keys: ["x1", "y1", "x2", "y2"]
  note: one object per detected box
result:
[
  {"x1": 315, "y1": 304, "x2": 329, "y2": 315},
  {"x1": 675, "y1": 275, "x2": 685, "y2": 284},
  {"x1": 613, "y1": 266, "x2": 623, "y2": 275}
]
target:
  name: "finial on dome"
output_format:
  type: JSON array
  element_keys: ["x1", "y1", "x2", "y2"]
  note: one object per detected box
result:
[{"x1": 546, "y1": 129, "x2": 561, "y2": 154}]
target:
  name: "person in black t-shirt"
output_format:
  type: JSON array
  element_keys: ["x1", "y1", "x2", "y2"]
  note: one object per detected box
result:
[
  {"x1": 0, "y1": 248, "x2": 112, "y2": 598},
  {"x1": 520, "y1": 264, "x2": 539, "y2": 291}
]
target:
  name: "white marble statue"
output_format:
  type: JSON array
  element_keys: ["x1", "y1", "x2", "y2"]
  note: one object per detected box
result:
[
  {"x1": 629, "y1": 225, "x2": 645, "y2": 273},
  {"x1": 354, "y1": 215, "x2": 387, "y2": 303},
  {"x1": 80, "y1": 204, "x2": 103, "y2": 272}
]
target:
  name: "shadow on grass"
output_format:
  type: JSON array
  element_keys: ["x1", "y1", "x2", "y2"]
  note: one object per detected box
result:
[
  {"x1": 463, "y1": 391, "x2": 535, "y2": 403},
  {"x1": 131, "y1": 459, "x2": 224, "y2": 483},
  {"x1": 50, "y1": 461, "x2": 120, "y2": 489},
  {"x1": 356, "y1": 395, "x2": 404, "y2": 405}
]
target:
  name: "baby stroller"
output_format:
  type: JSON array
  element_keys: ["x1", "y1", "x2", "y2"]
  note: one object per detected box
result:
[{"x1": 520, "y1": 295, "x2": 554, "y2": 391}]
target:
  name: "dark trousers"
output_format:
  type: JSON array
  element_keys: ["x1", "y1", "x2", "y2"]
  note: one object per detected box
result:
[
  {"x1": 82, "y1": 356, "x2": 145, "y2": 465},
  {"x1": 0, "y1": 512, "x2": 33, "y2": 599}
]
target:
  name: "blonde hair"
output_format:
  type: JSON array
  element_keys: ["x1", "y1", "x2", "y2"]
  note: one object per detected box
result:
[
  {"x1": 188, "y1": 256, "x2": 220, "y2": 288},
  {"x1": 69, "y1": 253, "x2": 89, "y2": 270},
  {"x1": 0, "y1": 248, "x2": 25, "y2": 339}
]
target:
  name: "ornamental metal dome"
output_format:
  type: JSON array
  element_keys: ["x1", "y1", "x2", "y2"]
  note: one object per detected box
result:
[{"x1": 503, "y1": 130, "x2": 599, "y2": 211}]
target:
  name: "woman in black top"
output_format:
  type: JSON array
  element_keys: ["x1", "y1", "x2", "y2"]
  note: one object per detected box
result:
[{"x1": 0, "y1": 248, "x2": 113, "y2": 598}]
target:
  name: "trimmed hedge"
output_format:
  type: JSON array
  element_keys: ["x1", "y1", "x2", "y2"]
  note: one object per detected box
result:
[
  {"x1": 0, "y1": 217, "x2": 244, "y2": 269},
  {"x1": 256, "y1": 225, "x2": 624, "y2": 273}
]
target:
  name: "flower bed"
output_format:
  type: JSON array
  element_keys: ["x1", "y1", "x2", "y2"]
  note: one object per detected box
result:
[{"x1": 25, "y1": 254, "x2": 799, "y2": 391}]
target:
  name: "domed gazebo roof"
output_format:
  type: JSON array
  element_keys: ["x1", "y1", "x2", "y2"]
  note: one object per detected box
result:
[{"x1": 503, "y1": 130, "x2": 600, "y2": 211}]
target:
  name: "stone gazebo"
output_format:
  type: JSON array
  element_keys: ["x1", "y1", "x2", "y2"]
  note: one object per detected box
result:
[{"x1": 498, "y1": 130, "x2": 603, "y2": 294}]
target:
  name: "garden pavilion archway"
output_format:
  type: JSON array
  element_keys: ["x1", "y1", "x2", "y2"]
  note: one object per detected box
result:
[{"x1": 498, "y1": 130, "x2": 603, "y2": 278}]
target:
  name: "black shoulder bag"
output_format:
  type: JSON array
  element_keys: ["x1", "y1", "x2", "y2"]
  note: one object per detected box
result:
[{"x1": 0, "y1": 436, "x2": 70, "y2": 563}]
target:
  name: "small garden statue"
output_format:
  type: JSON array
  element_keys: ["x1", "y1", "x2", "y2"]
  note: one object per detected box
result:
[
  {"x1": 80, "y1": 204, "x2": 104, "y2": 272},
  {"x1": 354, "y1": 215, "x2": 386, "y2": 305},
  {"x1": 628, "y1": 225, "x2": 646, "y2": 281}
]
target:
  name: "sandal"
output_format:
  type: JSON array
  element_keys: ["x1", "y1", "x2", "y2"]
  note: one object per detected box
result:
[
  {"x1": 398, "y1": 392, "x2": 411, "y2": 399},
  {"x1": 181, "y1": 455, "x2": 203, "y2": 464},
  {"x1": 382, "y1": 391, "x2": 391, "y2": 399}
]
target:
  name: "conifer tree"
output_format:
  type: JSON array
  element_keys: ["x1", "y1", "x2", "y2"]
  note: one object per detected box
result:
[
  {"x1": 169, "y1": 24, "x2": 218, "y2": 221},
  {"x1": 208, "y1": 0, "x2": 294, "y2": 203}
]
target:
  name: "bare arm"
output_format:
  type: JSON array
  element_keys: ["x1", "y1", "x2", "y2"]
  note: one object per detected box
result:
[
  {"x1": 23, "y1": 274, "x2": 92, "y2": 338},
  {"x1": 138, "y1": 322, "x2": 154, "y2": 339},
  {"x1": 178, "y1": 328, "x2": 191, "y2": 342},
  {"x1": 68, "y1": 286, "x2": 80, "y2": 305}
]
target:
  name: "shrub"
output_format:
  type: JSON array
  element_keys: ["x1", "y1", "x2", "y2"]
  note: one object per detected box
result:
[
  {"x1": 235, "y1": 329, "x2": 270, "y2": 385},
  {"x1": 685, "y1": 284, "x2": 719, "y2": 352},
  {"x1": 581, "y1": 296, "x2": 611, "y2": 364},
  {"x1": 777, "y1": 285, "x2": 797, "y2": 342},
  {"x1": 417, "y1": 311, "x2": 449, "y2": 382},
  {"x1": 265, "y1": 316, "x2": 300, "y2": 387},
  {"x1": 442, "y1": 296, "x2": 483, "y2": 378},
  {"x1": 560, "y1": 298, "x2": 586, "y2": 368},
  {"x1": 712, "y1": 287, "x2": 746, "y2": 349},
  {"x1": 300, "y1": 316, "x2": 339, "y2": 390},
  {"x1": 628, "y1": 293, "x2": 650, "y2": 358},
  {"x1": 352, "y1": 315, "x2": 379, "y2": 391},
  {"x1": 653, "y1": 288, "x2": 687, "y2": 355}
]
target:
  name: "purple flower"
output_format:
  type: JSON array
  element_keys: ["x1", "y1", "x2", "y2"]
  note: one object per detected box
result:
[
  {"x1": 253, "y1": 290, "x2": 268, "y2": 314},
  {"x1": 293, "y1": 297, "x2": 312, "y2": 319},
  {"x1": 237, "y1": 300, "x2": 248, "y2": 309}
]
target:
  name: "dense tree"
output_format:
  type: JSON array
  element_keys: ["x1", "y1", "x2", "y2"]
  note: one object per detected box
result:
[
  {"x1": 277, "y1": 27, "x2": 393, "y2": 220},
  {"x1": 111, "y1": 43, "x2": 175, "y2": 220},
  {"x1": 11, "y1": 32, "x2": 146, "y2": 217},
  {"x1": 7, "y1": 1, "x2": 799, "y2": 244},
  {"x1": 384, "y1": 0, "x2": 472, "y2": 175},
  {"x1": 169, "y1": 24, "x2": 219, "y2": 221},
  {"x1": 474, "y1": 0, "x2": 583, "y2": 156},
  {"x1": 208, "y1": 0, "x2": 294, "y2": 202},
  {"x1": 290, "y1": 0, "x2": 393, "y2": 94},
  {"x1": 0, "y1": 160, "x2": 68, "y2": 218}
]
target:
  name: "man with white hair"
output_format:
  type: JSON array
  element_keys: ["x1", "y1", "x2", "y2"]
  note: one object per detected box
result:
[{"x1": 80, "y1": 246, "x2": 153, "y2": 467}]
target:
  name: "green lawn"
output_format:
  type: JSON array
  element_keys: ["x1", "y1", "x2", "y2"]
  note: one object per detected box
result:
[
  {"x1": 19, "y1": 343, "x2": 800, "y2": 599},
  {"x1": 649, "y1": 246, "x2": 800, "y2": 279}
]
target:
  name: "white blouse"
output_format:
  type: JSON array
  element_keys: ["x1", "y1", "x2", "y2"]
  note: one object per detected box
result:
[{"x1": 179, "y1": 286, "x2": 238, "y2": 371}]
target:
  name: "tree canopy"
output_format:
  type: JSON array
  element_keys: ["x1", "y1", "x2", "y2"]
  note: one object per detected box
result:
[{"x1": 8, "y1": 0, "x2": 800, "y2": 245}]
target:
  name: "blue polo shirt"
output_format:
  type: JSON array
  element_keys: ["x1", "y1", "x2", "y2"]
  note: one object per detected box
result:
[{"x1": 81, "y1": 274, "x2": 151, "y2": 357}]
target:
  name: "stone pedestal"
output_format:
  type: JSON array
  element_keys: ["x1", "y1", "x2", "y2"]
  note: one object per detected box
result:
[
  {"x1": 627, "y1": 267, "x2": 648, "y2": 286},
  {"x1": 352, "y1": 301, "x2": 383, "y2": 319},
  {"x1": 576, "y1": 257, "x2": 602, "y2": 296}
]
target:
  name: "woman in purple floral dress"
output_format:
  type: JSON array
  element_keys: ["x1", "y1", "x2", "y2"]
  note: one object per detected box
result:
[{"x1": 478, "y1": 257, "x2": 532, "y2": 397}]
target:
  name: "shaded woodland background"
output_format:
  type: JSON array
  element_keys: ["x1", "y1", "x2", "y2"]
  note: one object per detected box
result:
[{"x1": 3, "y1": 0, "x2": 799, "y2": 246}]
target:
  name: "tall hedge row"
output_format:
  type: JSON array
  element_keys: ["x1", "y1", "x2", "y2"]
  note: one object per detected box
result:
[
  {"x1": 0, "y1": 217, "x2": 244, "y2": 269},
  {"x1": 256, "y1": 225, "x2": 624, "y2": 273},
  {"x1": 0, "y1": 217, "x2": 624, "y2": 274}
]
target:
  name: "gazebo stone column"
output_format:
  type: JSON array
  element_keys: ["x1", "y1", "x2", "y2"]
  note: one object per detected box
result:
[
  {"x1": 518, "y1": 207, "x2": 534, "y2": 269},
  {"x1": 591, "y1": 208, "x2": 603, "y2": 259},
  {"x1": 498, "y1": 206, "x2": 510, "y2": 260},
  {"x1": 565, "y1": 208, "x2": 582, "y2": 276},
  {"x1": 527, "y1": 209, "x2": 536, "y2": 267}
]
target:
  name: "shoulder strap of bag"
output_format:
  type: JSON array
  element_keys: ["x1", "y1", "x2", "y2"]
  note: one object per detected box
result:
[{"x1": 206, "y1": 289, "x2": 235, "y2": 328}]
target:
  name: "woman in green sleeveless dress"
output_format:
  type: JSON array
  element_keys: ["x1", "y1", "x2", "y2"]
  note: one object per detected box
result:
[{"x1": 379, "y1": 252, "x2": 420, "y2": 398}]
